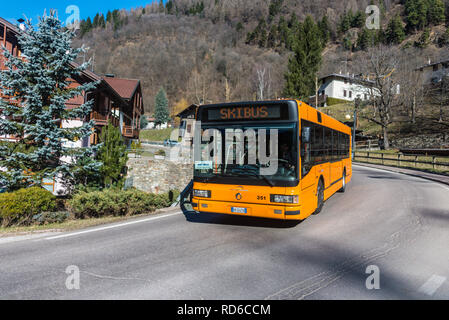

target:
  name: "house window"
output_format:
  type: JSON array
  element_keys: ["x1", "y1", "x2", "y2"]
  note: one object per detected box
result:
[
  {"x1": 343, "y1": 90, "x2": 347, "y2": 97},
  {"x1": 364, "y1": 94, "x2": 368, "y2": 100},
  {"x1": 349, "y1": 91, "x2": 352, "y2": 98},
  {"x1": 433, "y1": 65, "x2": 439, "y2": 72}
]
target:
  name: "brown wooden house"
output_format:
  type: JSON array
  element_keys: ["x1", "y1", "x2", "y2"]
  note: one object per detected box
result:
[{"x1": 0, "y1": 17, "x2": 143, "y2": 146}]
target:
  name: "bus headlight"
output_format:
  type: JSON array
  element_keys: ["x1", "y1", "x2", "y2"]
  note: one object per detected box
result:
[
  {"x1": 270, "y1": 195, "x2": 299, "y2": 204},
  {"x1": 193, "y1": 189, "x2": 212, "y2": 198}
]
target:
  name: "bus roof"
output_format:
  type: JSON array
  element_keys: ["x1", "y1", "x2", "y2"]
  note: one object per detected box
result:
[{"x1": 197, "y1": 100, "x2": 351, "y2": 136}]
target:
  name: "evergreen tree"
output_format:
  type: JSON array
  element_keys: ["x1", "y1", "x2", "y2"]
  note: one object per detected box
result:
[
  {"x1": 96, "y1": 122, "x2": 128, "y2": 189},
  {"x1": 0, "y1": 11, "x2": 101, "y2": 191},
  {"x1": 283, "y1": 16, "x2": 323, "y2": 99},
  {"x1": 93, "y1": 13, "x2": 100, "y2": 28},
  {"x1": 140, "y1": 115, "x2": 149, "y2": 129},
  {"x1": 99, "y1": 14, "x2": 106, "y2": 28},
  {"x1": 106, "y1": 11, "x2": 112, "y2": 24},
  {"x1": 405, "y1": 0, "x2": 429, "y2": 32},
  {"x1": 352, "y1": 11, "x2": 366, "y2": 28},
  {"x1": 154, "y1": 88, "x2": 170, "y2": 127},
  {"x1": 338, "y1": 11, "x2": 352, "y2": 34},
  {"x1": 438, "y1": 26, "x2": 449, "y2": 46},
  {"x1": 267, "y1": 25, "x2": 278, "y2": 48},
  {"x1": 278, "y1": 16, "x2": 289, "y2": 47},
  {"x1": 166, "y1": 1, "x2": 174, "y2": 14},
  {"x1": 427, "y1": 0, "x2": 446, "y2": 25},
  {"x1": 318, "y1": 16, "x2": 331, "y2": 46},
  {"x1": 357, "y1": 28, "x2": 374, "y2": 50},
  {"x1": 385, "y1": 15, "x2": 406, "y2": 44}
]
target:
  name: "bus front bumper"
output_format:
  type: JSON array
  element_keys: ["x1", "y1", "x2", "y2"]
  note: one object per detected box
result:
[{"x1": 191, "y1": 199, "x2": 304, "y2": 221}]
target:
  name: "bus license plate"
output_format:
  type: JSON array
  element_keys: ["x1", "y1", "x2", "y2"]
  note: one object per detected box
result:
[{"x1": 232, "y1": 207, "x2": 247, "y2": 214}]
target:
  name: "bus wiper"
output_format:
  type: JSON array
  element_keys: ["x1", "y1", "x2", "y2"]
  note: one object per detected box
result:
[{"x1": 228, "y1": 171, "x2": 275, "y2": 187}]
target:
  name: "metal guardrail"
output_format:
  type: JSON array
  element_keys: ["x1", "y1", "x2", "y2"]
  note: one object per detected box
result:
[{"x1": 354, "y1": 151, "x2": 449, "y2": 171}]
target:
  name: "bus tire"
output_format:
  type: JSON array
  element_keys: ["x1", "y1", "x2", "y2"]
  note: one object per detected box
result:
[
  {"x1": 313, "y1": 180, "x2": 324, "y2": 215},
  {"x1": 338, "y1": 170, "x2": 347, "y2": 193}
]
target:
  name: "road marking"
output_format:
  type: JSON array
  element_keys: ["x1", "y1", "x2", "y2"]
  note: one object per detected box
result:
[
  {"x1": 44, "y1": 212, "x2": 181, "y2": 241},
  {"x1": 418, "y1": 275, "x2": 446, "y2": 296}
]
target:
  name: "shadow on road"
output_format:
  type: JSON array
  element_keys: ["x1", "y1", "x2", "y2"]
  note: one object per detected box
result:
[
  {"x1": 419, "y1": 208, "x2": 449, "y2": 223},
  {"x1": 180, "y1": 204, "x2": 302, "y2": 229}
]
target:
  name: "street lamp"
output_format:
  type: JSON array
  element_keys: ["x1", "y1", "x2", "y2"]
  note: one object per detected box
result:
[{"x1": 353, "y1": 96, "x2": 361, "y2": 160}]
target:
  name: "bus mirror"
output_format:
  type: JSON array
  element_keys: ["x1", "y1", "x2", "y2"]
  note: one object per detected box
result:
[{"x1": 302, "y1": 127, "x2": 311, "y2": 144}]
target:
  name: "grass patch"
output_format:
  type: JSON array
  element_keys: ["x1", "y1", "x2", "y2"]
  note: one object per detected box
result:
[
  {"x1": 0, "y1": 211, "x2": 168, "y2": 236},
  {"x1": 140, "y1": 128, "x2": 175, "y2": 142}
]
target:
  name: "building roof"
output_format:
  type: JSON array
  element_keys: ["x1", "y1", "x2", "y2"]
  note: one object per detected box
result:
[
  {"x1": 176, "y1": 104, "x2": 198, "y2": 119},
  {"x1": 415, "y1": 59, "x2": 449, "y2": 71},
  {"x1": 0, "y1": 17, "x2": 20, "y2": 35},
  {"x1": 103, "y1": 77, "x2": 140, "y2": 100},
  {"x1": 320, "y1": 73, "x2": 375, "y2": 86}
]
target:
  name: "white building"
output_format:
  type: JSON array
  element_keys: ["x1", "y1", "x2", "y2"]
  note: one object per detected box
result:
[{"x1": 315, "y1": 73, "x2": 378, "y2": 107}]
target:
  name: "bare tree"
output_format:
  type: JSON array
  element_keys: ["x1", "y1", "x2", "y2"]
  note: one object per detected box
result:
[
  {"x1": 357, "y1": 45, "x2": 402, "y2": 149},
  {"x1": 254, "y1": 65, "x2": 272, "y2": 101},
  {"x1": 428, "y1": 75, "x2": 449, "y2": 124}
]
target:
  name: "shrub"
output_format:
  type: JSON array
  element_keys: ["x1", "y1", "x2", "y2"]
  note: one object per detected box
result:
[
  {"x1": 0, "y1": 187, "x2": 57, "y2": 227},
  {"x1": 155, "y1": 149, "x2": 166, "y2": 157},
  {"x1": 32, "y1": 211, "x2": 70, "y2": 225},
  {"x1": 67, "y1": 188, "x2": 179, "y2": 219}
]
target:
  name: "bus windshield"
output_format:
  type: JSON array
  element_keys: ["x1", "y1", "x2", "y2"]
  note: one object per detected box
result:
[{"x1": 194, "y1": 123, "x2": 298, "y2": 187}]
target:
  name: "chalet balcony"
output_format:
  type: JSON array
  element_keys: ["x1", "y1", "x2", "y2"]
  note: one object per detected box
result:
[{"x1": 122, "y1": 125, "x2": 139, "y2": 139}]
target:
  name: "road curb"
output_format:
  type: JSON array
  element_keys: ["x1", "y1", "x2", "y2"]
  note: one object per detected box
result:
[{"x1": 354, "y1": 162, "x2": 449, "y2": 187}]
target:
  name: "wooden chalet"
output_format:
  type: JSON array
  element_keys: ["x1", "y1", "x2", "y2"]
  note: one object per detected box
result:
[{"x1": 0, "y1": 17, "x2": 143, "y2": 146}]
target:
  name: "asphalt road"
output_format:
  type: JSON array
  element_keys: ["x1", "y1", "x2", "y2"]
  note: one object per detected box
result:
[{"x1": 1, "y1": 165, "x2": 449, "y2": 300}]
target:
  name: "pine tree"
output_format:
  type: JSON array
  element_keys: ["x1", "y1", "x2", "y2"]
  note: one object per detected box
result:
[
  {"x1": 154, "y1": 88, "x2": 170, "y2": 127},
  {"x1": 267, "y1": 25, "x2": 278, "y2": 48},
  {"x1": 106, "y1": 11, "x2": 112, "y2": 24},
  {"x1": 0, "y1": 11, "x2": 101, "y2": 191},
  {"x1": 338, "y1": 11, "x2": 352, "y2": 34},
  {"x1": 96, "y1": 122, "x2": 128, "y2": 189},
  {"x1": 405, "y1": 0, "x2": 429, "y2": 32},
  {"x1": 283, "y1": 16, "x2": 323, "y2": 99},
  {"x1": 93, "y1": 13, "x2": 100, "y2": 28},
  {"x1": 318, "y1": 16, "x2": 331, "y2": 46},
  {"x1": 352, "y1": 11, "x2": 366, "y2": 28},
  {"x1": 385, "y1": 15, "x2": 406, "y2": 44},
  {"x1": 166, "y1": 1, "x2": 174, "y2": 14},
  {"x1": 438, "y1": 26, "x2": 449, "y2": 46},
  {"x1": 427, "y1": 0, "x2": 446, "y2": 25},
  {"x1": 357, "y1": 28, "x2": 374, "y2": 50}
]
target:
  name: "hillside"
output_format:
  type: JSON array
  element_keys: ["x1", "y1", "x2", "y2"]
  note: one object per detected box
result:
[{"x1": 72, "y1": 0, "x2": 449, "y2": 120}]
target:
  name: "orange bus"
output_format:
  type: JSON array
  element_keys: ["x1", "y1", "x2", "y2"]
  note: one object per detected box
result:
[{"x1": 191, "y1": 100, "x2": 352, "y2": 221}]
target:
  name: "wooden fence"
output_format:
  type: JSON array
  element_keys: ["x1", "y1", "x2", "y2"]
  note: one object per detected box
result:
[{"x1": 354, "y1": 151, "x2": 449, "y2": 173}]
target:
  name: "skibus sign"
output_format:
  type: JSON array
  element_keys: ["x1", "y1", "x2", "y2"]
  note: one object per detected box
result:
[{"x1": 207, "y1": 105, "x2": 282, "y2": 121}]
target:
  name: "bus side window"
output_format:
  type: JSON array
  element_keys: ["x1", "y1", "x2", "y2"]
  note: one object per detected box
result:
[{"x1": 324, "y1": 128, "x2": 332, "y2": 162}]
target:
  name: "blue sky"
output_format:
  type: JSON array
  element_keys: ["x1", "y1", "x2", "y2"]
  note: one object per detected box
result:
[{"x1": 0, "y1": 1, "x2": 155, "y2": 25}]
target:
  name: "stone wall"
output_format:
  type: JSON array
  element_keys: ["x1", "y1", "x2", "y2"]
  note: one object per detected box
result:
[
  {"x1": 126, "y1": 158, "x2": 193, "y2": 194},
  {"x1": 392, "y1": 133, "x2": 449, "y2": 149}
]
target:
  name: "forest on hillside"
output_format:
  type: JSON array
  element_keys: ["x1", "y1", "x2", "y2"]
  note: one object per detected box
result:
[{"x1": 72, "y1": 0, "x2": 449, "y2": 119}]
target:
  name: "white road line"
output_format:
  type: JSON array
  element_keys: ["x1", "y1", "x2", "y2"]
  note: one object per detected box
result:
[
  {"x1": 44, "y1": 212, "x2": 181, "y2": 241},
  {"x1": 418, "y1": 275, "x2": 447, "y2": 296}
]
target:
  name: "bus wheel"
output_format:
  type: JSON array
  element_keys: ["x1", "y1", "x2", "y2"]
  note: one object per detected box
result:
[
  {"x1": 313, "y1": 180, "x2": 324, "y2": 215},
  {"x1": 339, "y1": 171, "x2": 346, "y2": 193}
]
